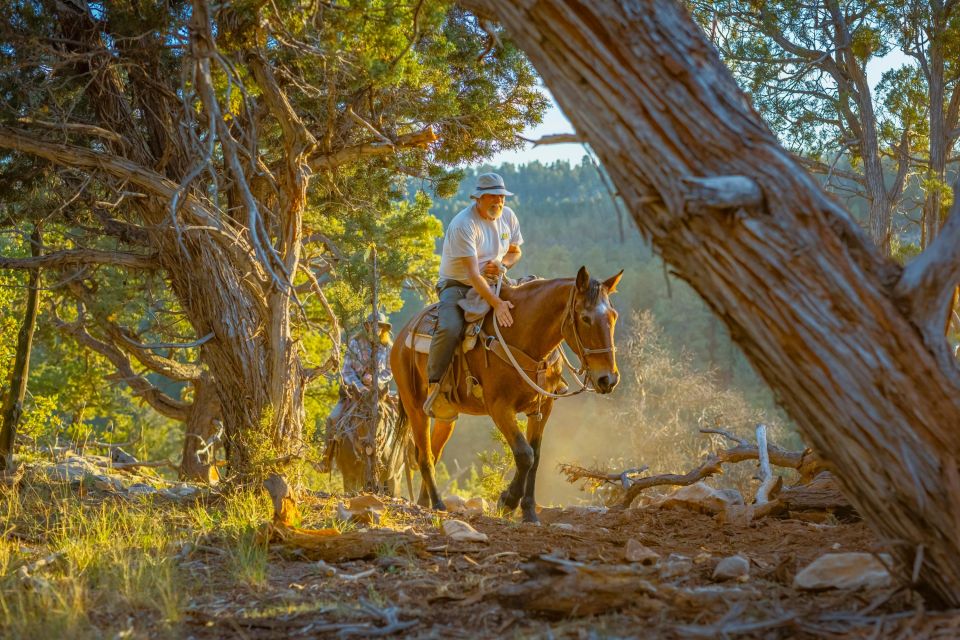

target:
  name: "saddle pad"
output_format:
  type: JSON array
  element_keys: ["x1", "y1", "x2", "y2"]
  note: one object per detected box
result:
[
  {"x1": 402, "y1": 303, "x2": 437, "y2": 354},
  {"x1": 404, "y1": 304, "x2": 484, "y2": 355}
]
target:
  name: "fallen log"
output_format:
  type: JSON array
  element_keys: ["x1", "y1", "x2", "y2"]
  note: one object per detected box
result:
[
  {"x1": 259, "y1": 473, "x2": 424, "y2": 562},
  {"x1": 498, "y1": 555, "x2": 663, "y2": 616},
  {"x1": 776, "y1": 472, "x2": 858, "y2": 522}
]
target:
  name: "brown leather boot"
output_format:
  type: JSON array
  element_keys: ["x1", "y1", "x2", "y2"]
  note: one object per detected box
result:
[{"x1": 423, "y1": 382, "x2": 458, "y2": 420}]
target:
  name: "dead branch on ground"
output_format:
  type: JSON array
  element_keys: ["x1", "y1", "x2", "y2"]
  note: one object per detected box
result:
[
  {"x1": 559, "y1": 426, "x2": 825, "y2": 509},
  {"x1": 557, "y1": 464, "x2": 649, "y2": 490}
]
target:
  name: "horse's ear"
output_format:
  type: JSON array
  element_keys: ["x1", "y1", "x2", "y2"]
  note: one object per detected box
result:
[
  {"x1": 576, "y1": 266, "x2": 590, "y2": 293},
  {"x1": 603, "y1": 270, "x2": 624, "y2": 294}
]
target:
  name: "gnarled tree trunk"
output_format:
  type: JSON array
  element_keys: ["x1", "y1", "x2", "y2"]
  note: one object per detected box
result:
[
  {"x1": 179, "y1": 372, "x2": 223, "y2": 483},
  {"x1": 466, "y1": 0, "x2": 960, "y2": 606}
]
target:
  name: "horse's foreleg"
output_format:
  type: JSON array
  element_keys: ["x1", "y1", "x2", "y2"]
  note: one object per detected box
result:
[
  {"x1": 411, "y1": 413, "x2": 445, "y2": 511},
  {"x1": 431, "y1": 419, "x2": 456, "y2": 463},
  {"x1": 491, "y1": 408, "x2": 534, "y2": 515},
  {"x1": 417, "y1": 419, "x2": 456, "y2": 506},
  {"x1": 520, "y1": 402, "x2": 553, "y2": 524}
]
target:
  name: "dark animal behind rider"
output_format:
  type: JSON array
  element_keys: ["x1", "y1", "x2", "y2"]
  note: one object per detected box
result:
[{"x1": 424, "y1": 172, "x2": 523, "y2": 419}]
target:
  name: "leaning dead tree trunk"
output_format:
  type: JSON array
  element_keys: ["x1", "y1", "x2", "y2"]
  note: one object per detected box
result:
[
  {"x1": 0, "y1": 225, "x2": 41, "y2": 473},
  {"x1": 467, "y1": 0, "x2": 960, "y2": 606}
]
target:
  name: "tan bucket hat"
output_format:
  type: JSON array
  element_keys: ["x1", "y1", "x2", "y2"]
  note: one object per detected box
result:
[{"x1": 469, "y1": 172, "x2": 513, "y2": 199}]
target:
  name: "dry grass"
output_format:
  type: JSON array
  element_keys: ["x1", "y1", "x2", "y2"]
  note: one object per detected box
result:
[{"x1": 0, "y1": 474, "x2": 282, "y2": 638}]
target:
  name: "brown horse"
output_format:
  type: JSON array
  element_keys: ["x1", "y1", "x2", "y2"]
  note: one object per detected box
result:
[{"x1": 390, "y1": 266, "x2": 623, "y2": 523}]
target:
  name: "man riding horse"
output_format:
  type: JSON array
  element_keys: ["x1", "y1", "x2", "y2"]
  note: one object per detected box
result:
[
  {"x1": 424, "y1": 172, "x2": 523, "y2": 419},
  {"x1": 393, "y1": 172, "x2": 624, "y2": 523},
  {"x1": 321, "y1": 311, "x2": 394, "y2": 477}
]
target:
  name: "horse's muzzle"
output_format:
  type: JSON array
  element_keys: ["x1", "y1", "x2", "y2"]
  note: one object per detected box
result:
[{"x1": 595, "y1": 373, "x2": 619, "y2": 394}]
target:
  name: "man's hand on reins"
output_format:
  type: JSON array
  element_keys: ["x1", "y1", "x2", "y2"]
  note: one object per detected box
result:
[
  {"x1": 483, "y1": 259, "x2": 505, "y2": 278},
  {"x1": 494, "y1": 297, "x2": 515, "y2": 327}
]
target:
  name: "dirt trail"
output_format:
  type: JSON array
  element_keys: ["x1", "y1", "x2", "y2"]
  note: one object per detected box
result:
[{"x1": 181, "y1": 494, "x2": 955, "y2": 639}]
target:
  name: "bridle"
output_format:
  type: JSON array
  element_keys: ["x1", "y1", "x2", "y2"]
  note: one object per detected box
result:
[
  {"x1": 559, "y1": 282, "x2": 617, "y2": 368},
  {"x1": 491, "y1": 275, "x2": 616, "y2": 399}
]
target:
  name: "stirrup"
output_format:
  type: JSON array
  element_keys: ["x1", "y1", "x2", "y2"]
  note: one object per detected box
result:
[{"x1": 423, "y1": 383, "x2": 458, "y2": 421}]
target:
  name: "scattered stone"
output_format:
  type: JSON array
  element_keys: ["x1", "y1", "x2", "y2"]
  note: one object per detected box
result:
[
  {"x1": 442, "y1": 519, "x2": 488, "y2": 543},
  {"x1": 162, "y1": 484, "x2": 202, "y2": 500},
  {"x1": 656, "y1": 481, "x2": 744, "y2": 515},
  {"x1": 110, "y1": 447, "x2": 138, "y2": 465},
  {"x1": 92, "y1": 475, "x2": 123, "y2": 492},
  {"x1": 694, "y1": 551, "x2": 713, "y2": 565},
  {"x1": 550, "y1": 522, "x2": 576, "y2": 532},
  {"x1": 793, "y1": 553, "x2": 892, "y2": 591},
  {"x1": 659, "y1": 553, "x2": 693, "y2": 580},
  {"x1": 712, "y1": 555, "x2": 750, "y2": 581},
  {"x1": 44, "y1": 458, "x2": 100, "y2": 483},
  {"x1": 127, "y1": 483, "x2": 158, "y2": 496},
  {"x1": 624, "y1": 539, "x2": 660, "y2": 566},
  {"x1": 464, "y1": 497, "x2": 488, "y2": 516},
  {"x1": 443, "y1": 495, "x2": 467, "y2": 512}
]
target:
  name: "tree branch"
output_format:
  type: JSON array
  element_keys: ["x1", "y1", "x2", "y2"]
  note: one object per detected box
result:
[
  {"x1": 519, "y1": 133, "x2": 584, "y2": 146},
  {"x1": 16, "y1": 117, "x2": 126, "y2": 144},
  {"x1": 307, "y1": 126, "x2": 438, "y2": 172},
  {"x1": 796, "y1": 156, "x2": 864, "y2": 185},
  {"x1": 53, "y1": 311, "x2": 190, "y2": 422},
  {"x1": 887, "y1": 125, "x2": 912, "y2": 203},
  {"x1": 0, "y1": 126, "x2": 220, "y2": 227},
  {"x1": 0, "y1": 249, "x2": 158, "y2": 271},
  {"x1": 614, "y1": 427, "x2": 824, "y2": 508},
  {"x1": 894, "y1": 177, "x2": 960, "y2": 359},
  {"x1": 247, "y1": 50, "x2": 317, "y2": 155},
  {"x1": 109, "y1": 327, "x2": 205, "y2": 381}
]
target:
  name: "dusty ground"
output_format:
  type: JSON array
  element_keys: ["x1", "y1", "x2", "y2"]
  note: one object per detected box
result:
[
  {"x1": 178, "y1": 493, "x2": 956, "y2": 639},
  {"x1": 6, "y1": 461, "x2": 960, "y2": 640}
]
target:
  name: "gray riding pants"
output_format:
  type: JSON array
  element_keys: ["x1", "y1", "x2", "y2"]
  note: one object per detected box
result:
[{"x1": 426, "y1": 280, "x2": 471, "y2": 383}]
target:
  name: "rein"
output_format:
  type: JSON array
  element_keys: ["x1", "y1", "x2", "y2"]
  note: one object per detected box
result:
[{"x1": 490, "y1": 274, "x2": 613, "y2": 399}]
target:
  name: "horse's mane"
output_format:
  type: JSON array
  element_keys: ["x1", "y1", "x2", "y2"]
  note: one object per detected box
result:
[{"x1": 503, "y1": 275, "x2": 604, "y2": 306}]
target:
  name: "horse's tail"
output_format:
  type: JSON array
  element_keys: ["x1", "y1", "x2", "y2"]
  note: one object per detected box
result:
[{"x1": 385, "y1": 399, "x2": 408, "y2": 469}]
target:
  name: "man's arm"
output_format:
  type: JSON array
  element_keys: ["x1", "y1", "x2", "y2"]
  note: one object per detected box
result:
[
  {"x1": 503, "y1": 243, "x2": 522, "y2": 269},
  {"x1": 376, "y1": 349, "x2": 392, "y2": 386},
  {"x1": 457, "y1": 255, "x2": 515, "y2": 327},
  {"x1": 483, "y1": 243, "x2": 522, "y2": 277},
  {"x1": 341, "y1": 340, "x2": 366, "y2": 390}
]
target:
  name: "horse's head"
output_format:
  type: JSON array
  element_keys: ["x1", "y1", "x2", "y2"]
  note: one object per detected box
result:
[{"x1": 563, "y1": 266, "x2": 624, "y2": 394}]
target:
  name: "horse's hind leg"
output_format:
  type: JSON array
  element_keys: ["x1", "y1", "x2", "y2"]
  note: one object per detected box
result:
[
  {"x1": 410, "y1": 410, "x2": 445, "y2": 511},
  {"x1": 490, "y1": 407, "x2": 534, "y2": 516},
  {"x1": 520, "y1": 401, "x2": 553, "y2": 524},
  {"x1": 417, "y1": 419, "x2": 456, "y2": 506}
]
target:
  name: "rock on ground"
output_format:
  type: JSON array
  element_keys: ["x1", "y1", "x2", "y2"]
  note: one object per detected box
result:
[{"x1": 793, "y1": 553, "x2": 892, "y2": 590}]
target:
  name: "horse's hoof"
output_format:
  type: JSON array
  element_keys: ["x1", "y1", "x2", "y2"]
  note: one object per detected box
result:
[
  {"x1": 497, "y1": 493, "x2": 519, "y2": 513},
  {"x1": 521, "y1": 514, "x2": 541, "y2": 525}
]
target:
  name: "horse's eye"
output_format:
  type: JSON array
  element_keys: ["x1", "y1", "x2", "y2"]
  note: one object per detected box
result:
[{"x1": 580, "y1": 314, "x2": 592, "y2": 325}]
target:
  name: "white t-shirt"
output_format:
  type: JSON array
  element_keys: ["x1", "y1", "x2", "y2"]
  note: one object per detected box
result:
[{"x1": 438, "y1": 204, "x2": 524, "y2": 283}]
